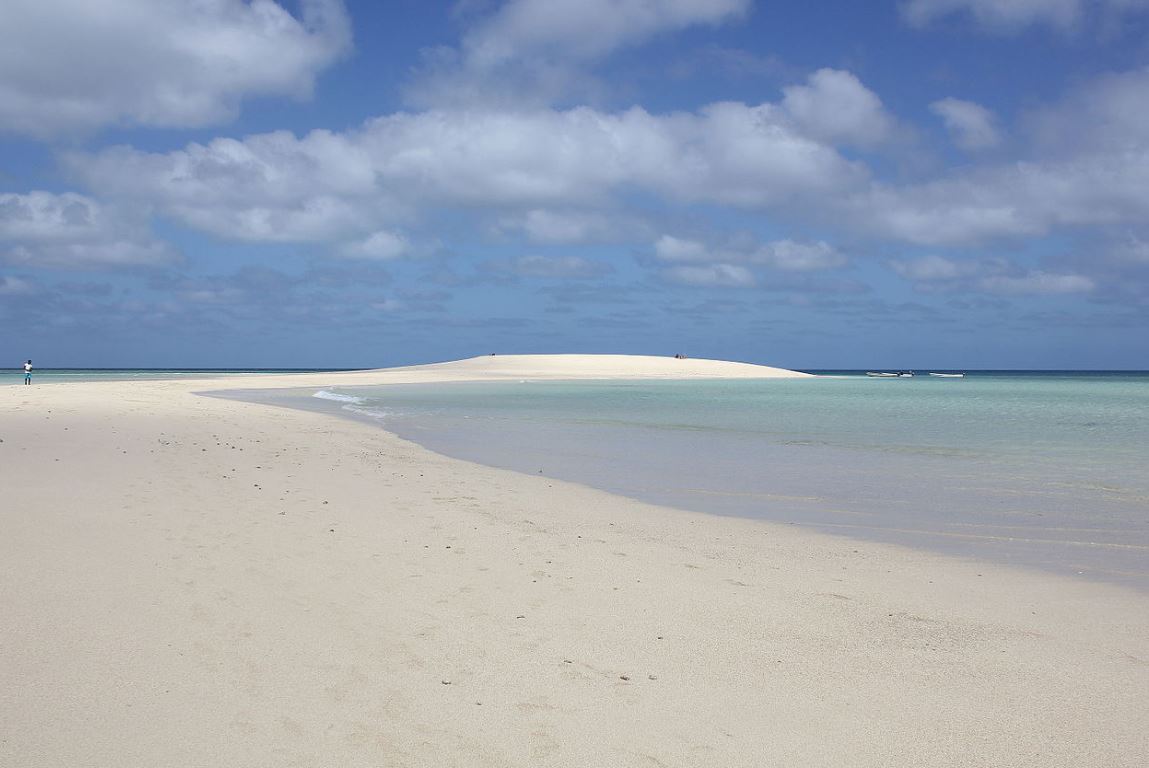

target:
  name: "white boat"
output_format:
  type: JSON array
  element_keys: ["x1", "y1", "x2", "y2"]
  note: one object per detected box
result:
[
  {"x1": 866, "y1": 371, "x2": 914, "y2": 378},
  {"x1": 928, "y1": 372, "x2": 965, "y2": 378}
]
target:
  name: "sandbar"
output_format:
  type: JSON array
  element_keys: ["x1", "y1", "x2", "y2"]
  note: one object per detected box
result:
[{"x1": 1, "y1": 355, "x2": 1146, "y2": 767}]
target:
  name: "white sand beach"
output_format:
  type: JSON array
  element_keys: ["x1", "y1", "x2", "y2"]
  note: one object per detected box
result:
[
  {"x1": 2, "y1": 355, "x2": 1147, "y2": 767},
  {"x1": 379, "y1": 354, "x2": 815, "y2": 380}
]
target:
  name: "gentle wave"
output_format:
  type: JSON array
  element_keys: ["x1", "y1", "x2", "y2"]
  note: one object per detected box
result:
[
  {"x1": 311, "y1": 390, "x2": 394, "y2": 421},
  {"x1": 312, "y1": 390, "x2": 367, "y2": 405}
]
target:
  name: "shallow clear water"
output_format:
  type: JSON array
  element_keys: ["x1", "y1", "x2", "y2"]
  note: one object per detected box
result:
[{"x1": 297, "y1": 372, "x2": 1149, "y2": 589}]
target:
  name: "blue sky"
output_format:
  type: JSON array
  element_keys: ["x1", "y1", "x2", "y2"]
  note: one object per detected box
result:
[{"x1": 2, "y1": 0, "x2": 1149, "y2": 369}]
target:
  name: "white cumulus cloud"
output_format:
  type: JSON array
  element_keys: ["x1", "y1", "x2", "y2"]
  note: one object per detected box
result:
[
  {"x1": 1111, "y1": 235, "x2": 1149, "y2": 264},
  {"x1": 655, "y1": 235, "x2": 711, "y2": 262},
  {"x1": 663, "y1": 263, "x2": 755, "y2": 287},
  {"x1": 499, "y1": 209, "x2": 634, "y2": 244},
  {"x1": 651, "y1": 234, "x2": 847, "y2": 288},
  {"x1": 655, "y1": 235, "x2": 846, "y2": 271},
  {"x1": 845, "y1": 65, "x2": 1149, "y2": 246},
  {"x1": 848, "y1": 146, "x2": 1149, "y2": 246},
  {"x1": 930, "y1": 98, "x2": 1002, "y2": 151},
  {"x1": 782, "y1": 69, "x2": 894, "y2": 147},
  {"x1": 751, "y1": 240, "x2": 847, "y2": 271},
  {"x1": 1027, "y1": 65, "x2": 1149, "y2": 156},
  {"x1": 66, "y1": 99, "x2": 868, "y2": 246},
  {"x1": 0, "y1": 191, "x2": 177, "y2": 268},
  {"x1": 341, "y1": 231, "x2": 410, "y2": 260},
  {"x1": 0, "y1": 275, "x2": 37, "y2": 295},
  {"x1": 889, "y1": 255, "x2": 1095, "y2": 297},
  {"x1": 889, "y1": 254, "x2": 971, "y2": 281},
  {"x1": 465, "y1": 0, "x2": 750, "y2": 64},
  {"x1": 408, "y1": 0, "x2": 750, "y2": 107},
  {"x1": 0, "y1": 0, "x2": 351, "y2": 138}
]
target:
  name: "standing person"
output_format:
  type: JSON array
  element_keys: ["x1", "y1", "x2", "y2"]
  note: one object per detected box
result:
[{"x1": 23, "y1": 359, "x2": 32, "y2": 385}]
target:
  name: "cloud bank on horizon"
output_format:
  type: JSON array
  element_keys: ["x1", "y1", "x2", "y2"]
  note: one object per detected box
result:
[{"x1": 1, "y1": 0, "x2": 1148, "y2": 367}]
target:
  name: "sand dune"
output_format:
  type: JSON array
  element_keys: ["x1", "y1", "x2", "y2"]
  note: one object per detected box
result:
[
  {"x1": 388, "y1": 353, "x2": 813, "y2": 379},
  {"x1": 177, "y1": 353, "x2": 813, "y2": 391},
  {"x1": 72, "y1": 353, "x2": 813, "y2": 396}
]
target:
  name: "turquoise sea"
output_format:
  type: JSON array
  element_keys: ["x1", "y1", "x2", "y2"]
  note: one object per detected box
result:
[{"x1": 298, "y1": 372, "x2": 1149, "y2": 589}]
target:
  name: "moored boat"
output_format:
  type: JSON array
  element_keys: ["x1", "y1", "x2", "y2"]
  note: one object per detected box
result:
[{"x1": 928, "y1": 372, "x2": 965, "y2": 378}]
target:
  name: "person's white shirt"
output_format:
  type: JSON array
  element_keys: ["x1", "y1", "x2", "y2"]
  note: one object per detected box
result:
[{"x1": 24, "y1": 362, "x2": 32, "y2": 372}]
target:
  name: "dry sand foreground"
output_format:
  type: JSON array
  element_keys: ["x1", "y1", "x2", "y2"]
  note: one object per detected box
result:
[{"x1": 1, "y1": 356, "x2": 1147, "y2": 767}]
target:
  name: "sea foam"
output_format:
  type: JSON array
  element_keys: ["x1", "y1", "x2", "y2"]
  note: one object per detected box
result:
[{"x1": 312, "y1": 390, "x2": 366, "y2": 405}]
